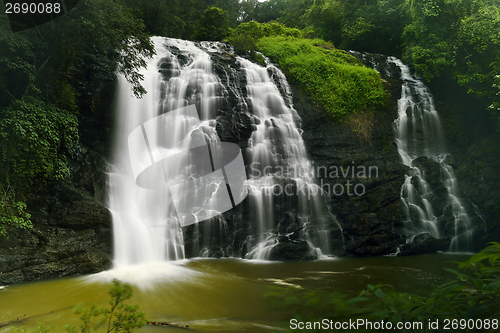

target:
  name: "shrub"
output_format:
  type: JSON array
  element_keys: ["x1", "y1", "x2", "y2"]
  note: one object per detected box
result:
[
  {"x1": 355, "y1": 242, "x2": 500, "y2": 329},
  {"x1": 0, "y1": 186, "x2": 31, "y2": 237},
  {"x1": 0, "y1": 98, "x2": 78, "y2": 194},
  {"x1": 256, "y1": 37, "x2": 387, "y2": 121},
  {"x1": 66, "y1": 280, "x2": 147, "y2": 333},
  {"x1": 227, "y1": 21, "x2": 301, "y2": 54}
]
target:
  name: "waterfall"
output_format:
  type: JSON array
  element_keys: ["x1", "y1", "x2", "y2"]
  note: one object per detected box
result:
[
  {"x1": 108, "y1": 37, "x2": 333, "y2": 265},
  {"x1": 387, "y1": 57, "x2": 473, "y2": 251},
  {"x1": 240, "y1": 57, "x2": 332, "y2": 259},
  {"x1": 109, "y1": 38, "x2": 188, "y2": 266}
]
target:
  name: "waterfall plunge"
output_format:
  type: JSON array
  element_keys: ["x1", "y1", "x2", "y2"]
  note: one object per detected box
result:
[{"x1": 108, "y1": 37, "x2": 333, "y2": 266}]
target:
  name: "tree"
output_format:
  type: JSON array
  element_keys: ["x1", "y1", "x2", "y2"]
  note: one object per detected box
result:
[
  {"x1": 66, "y1": 280, "x2": 147, "y2": 333},
  {"x1": 205, "y1": 0, "x2": 242, "y2": 27},
  {"x1": 192, "y1": 6, "x2": 230, "y2": 41}
]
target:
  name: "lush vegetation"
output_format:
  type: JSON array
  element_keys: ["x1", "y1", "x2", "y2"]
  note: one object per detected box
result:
[
  {"x1": 256, "y1": 37, "x2": 387, "y2": 120},
  {"x1": 0, "y1": 186, "x2": 31, "y2": 237},
  {"x1": 227, "y1": 21, "x2": 301, "y2": 64},
  {"x1": 269, "y1": 242, "x2": 500, "y2": 332},
  {"x1": 226, "y1": 21, "x2": 387, "y2": 120},
  {"x1": 66, "y1": 280, "x2": 147, "y2": 333}
]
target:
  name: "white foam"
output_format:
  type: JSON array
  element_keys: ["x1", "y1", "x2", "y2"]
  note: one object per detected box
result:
[{"x1": 84, "y1": 262, "x2": 202, "y2": 290}]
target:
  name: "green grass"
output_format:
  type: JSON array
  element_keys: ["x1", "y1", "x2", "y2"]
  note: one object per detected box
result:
[{"x1": 256, "y1": 37, "x2": 387, "y2": 121}]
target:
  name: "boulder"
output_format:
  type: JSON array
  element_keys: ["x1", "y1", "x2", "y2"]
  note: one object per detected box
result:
[{"x1": 398, "y1": 233, "x2": 451, "y2": 256}]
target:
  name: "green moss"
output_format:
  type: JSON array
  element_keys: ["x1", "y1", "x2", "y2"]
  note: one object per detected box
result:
[{"x1": 256, "y1": 36, "x2": 388, "y2": 122}]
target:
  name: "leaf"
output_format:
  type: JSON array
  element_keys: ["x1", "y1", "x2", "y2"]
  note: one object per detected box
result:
[
  {"x1": 465, "y1": 304, "x2": 489, "y2": 320},
  {"x1": 470, "y1": 278, "x2": 484, "y2": 289},
  {"x1": 344, "y1": 296, "x2": 370, "y2": 304},
  {"x1": 374, "y1": 288, "x2": 386, "y2": 299}
]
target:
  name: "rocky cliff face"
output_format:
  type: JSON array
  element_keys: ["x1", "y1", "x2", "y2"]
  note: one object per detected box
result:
[
  {"x1": 292, "y1": 68, "x2": 408, "y2": 256},
  {"x1": 0, "y1": 179, "x2": 112, "y2": 285}
]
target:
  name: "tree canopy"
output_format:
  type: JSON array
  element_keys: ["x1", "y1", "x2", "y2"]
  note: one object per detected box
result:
[{"x1": 192, "y1": 6, "x2": 230, "y2": 41}]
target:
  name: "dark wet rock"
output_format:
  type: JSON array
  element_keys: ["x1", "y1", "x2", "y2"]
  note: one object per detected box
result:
[
  {"x1": 292, "y1": 70, "x2": 408, "y2": 256},
  {"x1": 0, "y1": 180, "x2": 112, "y2": 285},
  {"x1": 268, "y1": 238, "x2": 318, "y2": 261},
  {"x1": 398, "y1": 233, "x2": 452, "y2": 256}
]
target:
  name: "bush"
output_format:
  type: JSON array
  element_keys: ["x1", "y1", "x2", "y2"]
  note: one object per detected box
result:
[
  {"x1": 227, "y1": 21, "x2": 301, "y2": 54},
  {"x1": 0, "y1": 186, "x2": 31, "y2": 237},
  {"x1": 256, "y1": 37, "x2": 387, "y2": 121},
  {"x1": 355, "y1": 242, "x2": 500, "y2": 329},
  {"x1": 66, "y1": 280, "x2": 147, "y2": 333},
  {"x1": 0, "y1": 98, "x2": 78, "y2": 195},
  {"x1": 229, "y1": 21, "x2": 301, "y2": 41}
]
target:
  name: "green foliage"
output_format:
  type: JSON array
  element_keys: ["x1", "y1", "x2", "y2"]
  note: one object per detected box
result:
[
  {"x1": 66, "y1": 280, "x2": 147, "y2": 333},
  {"x1": 192, "y1": 7, "x2": 230, "y2": 41},
  {"x1": 0, "y1": 186, "x2": 32, "y2": 237},
  {"x1": 0, "y1": 98, "x2": 78, "y2": 194},
  {"x1": 0, "y1": 0, "x2": 155, "y2": 104},
  {"x1": 256, "y1": 37, "x2": 387, "y2": 121},
  {"x1": 400, "y1": 0, "x2": 500, "y2": 131},
  {"x1": 244, "y1": 0, "x2": 500, "y2": 134},
  {"x1": 0, "y1": 15, "x2": 36, "y2": 107},
  {"x1": 229, "y1": 21, "x2": 302, "y2": 42},
  {"x1": 454, "y1": 4, "x2": 500, "y2": 97},
  {"x1": 303, "y1": 0, "x2": 407, "y2": 55},
  {"x1": 61, "y1": 0, "x2": 155, "y2": 99},
  {"x1": 117, "y1": 0, "x2": 189, "y2": 37},
  {"x1": 228, "y1": 21, "x2": 301, "y2": 56}
]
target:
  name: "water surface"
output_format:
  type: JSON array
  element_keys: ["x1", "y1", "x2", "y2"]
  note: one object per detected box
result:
[{"x1": 0, "y1": 253, "x2": 471, "y2": 332}]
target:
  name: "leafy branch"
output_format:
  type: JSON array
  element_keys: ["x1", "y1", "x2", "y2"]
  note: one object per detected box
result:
[{"x1": 66, "y1": 280, "x2": 147, "y2": 333}]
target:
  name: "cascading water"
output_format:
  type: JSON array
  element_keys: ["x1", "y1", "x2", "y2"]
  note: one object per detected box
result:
[
  {"x1": 240, "y1": 57, "x2": 333, "y2": 259},
  {"x1": 387, "y1": 57, "x2": 473, "y2": 251},
  {"x1": 108, "y1": 37, "x2": 334, "y2": 265}
]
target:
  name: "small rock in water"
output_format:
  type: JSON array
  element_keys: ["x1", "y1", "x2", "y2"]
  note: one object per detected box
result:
[{"x1": 398, "y1": 233, "x2": 451, "y2": 256}]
